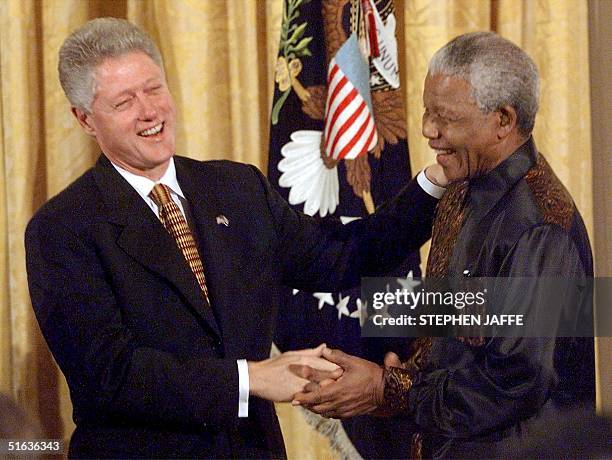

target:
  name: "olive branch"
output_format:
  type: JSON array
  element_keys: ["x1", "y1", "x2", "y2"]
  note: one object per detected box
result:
[{"x1": 271, "y1": 0, "x2": 313, "y2": 124}]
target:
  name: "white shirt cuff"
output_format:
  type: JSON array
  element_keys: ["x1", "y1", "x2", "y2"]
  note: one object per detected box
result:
[
  {"x1": 237, "y1": 359, "x2": 249, "y2": 417},
  {"x1": 417, "y1": 169, "x2": 446, "y2": 199}
]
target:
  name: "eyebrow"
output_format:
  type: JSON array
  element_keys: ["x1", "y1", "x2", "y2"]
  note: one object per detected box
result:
[
  {"x1": 112, "y1": 78, "x2": 162, "y2": 99},
  {"x1": 425, "y1": 103, "x2": 458, "y2": 116},
  {"x1": 438, "y1": 108, "x2": 461, "y2": 117}
]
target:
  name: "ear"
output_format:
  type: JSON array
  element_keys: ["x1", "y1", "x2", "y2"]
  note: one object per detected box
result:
[
  {"x1": 71, "y1": 107, "x2": 97, "y2": 137},
  {"x1": 496, "y1": 105, "x2": 518, "y2": 139}
]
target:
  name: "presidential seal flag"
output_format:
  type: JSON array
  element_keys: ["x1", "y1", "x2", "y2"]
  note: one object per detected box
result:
[{"x1": 268, "y1": 0, "x2": 422, "y2": 457}]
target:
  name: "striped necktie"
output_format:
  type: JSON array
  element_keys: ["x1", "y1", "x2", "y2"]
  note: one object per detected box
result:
[{"x1": 149, "y1": 184, "x2": 210, "y2": 305}]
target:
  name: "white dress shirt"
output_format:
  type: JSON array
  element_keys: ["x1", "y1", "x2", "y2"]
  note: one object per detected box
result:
[{"x1": 111, "y1": 158, "x2": 251, "y2": 417}]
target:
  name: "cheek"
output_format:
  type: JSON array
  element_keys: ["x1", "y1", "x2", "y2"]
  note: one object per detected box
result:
[
  {"x1": 446, "y1": 126, "x2": 470, "y2": 145},
  {"x1": 100, "y1": 122, "x2": 130, "y2": 142},
  {"x1": 161, "y1": 96, "x2": 176, "y2": 115},
  {"x1": 105, "y1": 113, "x2": 136, "y2": 132}
]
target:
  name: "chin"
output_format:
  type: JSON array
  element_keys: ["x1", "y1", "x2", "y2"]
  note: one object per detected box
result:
[
  {"x1": 441, "y1": 161, "x2": 469, "y2": 182},
  {"x1": 441, "y1": 166, "x2": 459, "y2": 181},
  {"x1": 145, "y1": 147, "x2": 174, "y2": 162}
]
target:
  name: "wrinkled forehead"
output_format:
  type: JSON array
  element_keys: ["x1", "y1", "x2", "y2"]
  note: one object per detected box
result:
[
  {"x1": 423, "y1": 72, "x2": 478, "y2": 110},
  {"x1": 91, "y1": 51, "x2": 165, "y2": 94},
  {"x1": 92, "y1": 51, "x2": 164, "y2": 78}
]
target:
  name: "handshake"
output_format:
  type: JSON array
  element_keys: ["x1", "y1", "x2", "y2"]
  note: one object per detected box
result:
[{"x1": 248, "y1": 344, "x2": 407, "y2": 419}]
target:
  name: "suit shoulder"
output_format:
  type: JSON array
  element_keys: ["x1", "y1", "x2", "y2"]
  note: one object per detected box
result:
[
  {"x1": 175, "y1": 156, "x2": 265, "y2": 187},
  {"x1": 175, "y1": 156, "x2": 260, "y2": 173},
  {"x1": 28, "y1": 168, "x2": 99, "y2": 232}
]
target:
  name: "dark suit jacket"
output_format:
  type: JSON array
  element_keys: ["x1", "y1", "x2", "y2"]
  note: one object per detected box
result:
[{"x1": 25, "y1": 155, "x2": 437, "y2": 458}]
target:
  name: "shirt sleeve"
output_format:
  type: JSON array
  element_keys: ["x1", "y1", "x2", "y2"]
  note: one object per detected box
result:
[
  {"x1": 237, "y1": 359, "x2": 249, "y2": 417},
  {"x1": 385, "y1": 224, "x2": 588, "y2": 438},
  {"x1": 417, "y1": 170, "x2": 446, "y2": 199}
]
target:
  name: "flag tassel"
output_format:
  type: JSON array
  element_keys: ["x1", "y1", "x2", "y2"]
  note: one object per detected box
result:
[
  {"x1": 362, "y1": 0, "x2": 380, "y2": 57},
  {"x1": 363, "y1": 190, "x2": 375, "y2": 214}
]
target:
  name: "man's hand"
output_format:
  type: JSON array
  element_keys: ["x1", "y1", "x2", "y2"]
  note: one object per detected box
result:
[
  {"x1": 383, "y1": 351, "x2": 404, "y2": 369},
  {"x1": 291, "y1": 347, "x2": 386, "y2": 419},
  {"x1": 248, "y1": 344, "x2": 342, "y2": 402},
  {"x1": 425, "y1": 163, "x2": 449, "y2": 187}
]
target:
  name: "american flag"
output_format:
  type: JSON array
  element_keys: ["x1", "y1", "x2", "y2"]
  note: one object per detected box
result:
[{"x1": 324, "y1": 34, "x2": 378, "y2": 160}]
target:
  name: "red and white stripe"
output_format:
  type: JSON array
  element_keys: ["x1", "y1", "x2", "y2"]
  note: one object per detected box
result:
[{"x1": 323, "y1": 63, "x2": 378, "y2": 160}]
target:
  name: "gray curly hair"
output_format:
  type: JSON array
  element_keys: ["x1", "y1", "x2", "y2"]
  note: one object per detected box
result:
[
  {"x1": 429, "y1": 31, "x2": 540, "y2": 136},
  {"x1": 58, "y1": 17, "x2": 163, "y2": 113}
]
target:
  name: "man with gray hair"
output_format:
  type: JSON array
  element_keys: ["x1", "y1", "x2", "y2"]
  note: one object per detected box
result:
[
  {"x1": 24, "y1": 17, "x2": 444, "y2": 458},
  {"x1": 294, "y1": 31, "x2": 594, "y2": 458}
]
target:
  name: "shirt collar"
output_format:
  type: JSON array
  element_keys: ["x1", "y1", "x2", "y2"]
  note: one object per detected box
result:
[
  {"x1": 466, "y1": 136, "x2": 538, "y2": 222},
  {"x1": 110, "y1": 157, "x2": 186, "y2": 202}
]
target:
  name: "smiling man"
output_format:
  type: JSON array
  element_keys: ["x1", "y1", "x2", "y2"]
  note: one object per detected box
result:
[
  {"x1": 72, "y1": 51, "x2": 176, "y2": 179},
  {"x1": 422, "y1": 72, "x2": 526, "y2": 182},
  {"x1": 24, "y1": 18, "x2": 444, "y2": 459},
  {"x1": 294, "y1": 32, "x2": 594, "y2": 458}
]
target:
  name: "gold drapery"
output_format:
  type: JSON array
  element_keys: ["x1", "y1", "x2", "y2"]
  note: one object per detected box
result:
[
  {"x1": 400, "y1": 0, "x2": 592, "y2": 235},
  {"x1": 0, "y1": 1, "x2": 597, "y2": 458}
]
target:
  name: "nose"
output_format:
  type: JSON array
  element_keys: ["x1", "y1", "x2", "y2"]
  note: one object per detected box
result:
[
  {"x1": 137, "y1": 94, "x2": 157, "y2": 120},
  {"x1": 422, "y1": 113, "x2": 439, "y2": 140}
]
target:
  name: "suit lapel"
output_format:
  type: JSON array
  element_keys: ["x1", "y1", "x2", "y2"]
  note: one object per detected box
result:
[
  {"x1": 175, "y1": 158, "x2": 242, "y2": 346},
  {"x1": 92, "y1": 155, "x2": 222, "y2": 340}
]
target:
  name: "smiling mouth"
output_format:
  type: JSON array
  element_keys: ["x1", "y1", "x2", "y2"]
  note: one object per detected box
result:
[
  {"x1": 432, "y1": 148, "x2": 455, "y2": 156},
  {"x1": 138, "y1": 122, "x2": 164, "y2": 137},
  {"x1": 432, "y1": 148, "x2": 457, "y2": 167}
]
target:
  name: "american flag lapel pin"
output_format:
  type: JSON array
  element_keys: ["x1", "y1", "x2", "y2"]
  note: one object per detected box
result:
[{"x1": 216, "y1": 215, "x2": 229, "y2": 227}]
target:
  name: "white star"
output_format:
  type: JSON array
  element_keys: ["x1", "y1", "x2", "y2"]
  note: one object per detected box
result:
[
  {"x1": 292, "y1": 289, "x2": 299, "y2": 295},
  {"x1": 370, "y1": 74, "x2": 383, "y2": 86},
  {"x1": 376, "y1": 303, "x2": 392, "y2": 328},
  {"x1": 339, "y1": 216, "x2": 361, "y2": 225},
  {"x1": 375, "y1": 286, "x2": 393, "y2": 328},
  {"x1": 350, "y1": 298, "x2": 368, "y2": 327},
  {"x1": 396, "y1": 270, "x2": 421, "y2": 292},
  {"x1": 336, "y1": 294, "x2": 351, "y2": 319},
  {"x1": 313, "y1": 292, "x2": 334, "y2": 310}
]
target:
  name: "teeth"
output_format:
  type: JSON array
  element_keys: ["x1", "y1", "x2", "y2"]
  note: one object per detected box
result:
[{"x1": 139, "y1": 123, "x2": 163, "y2": 137}]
